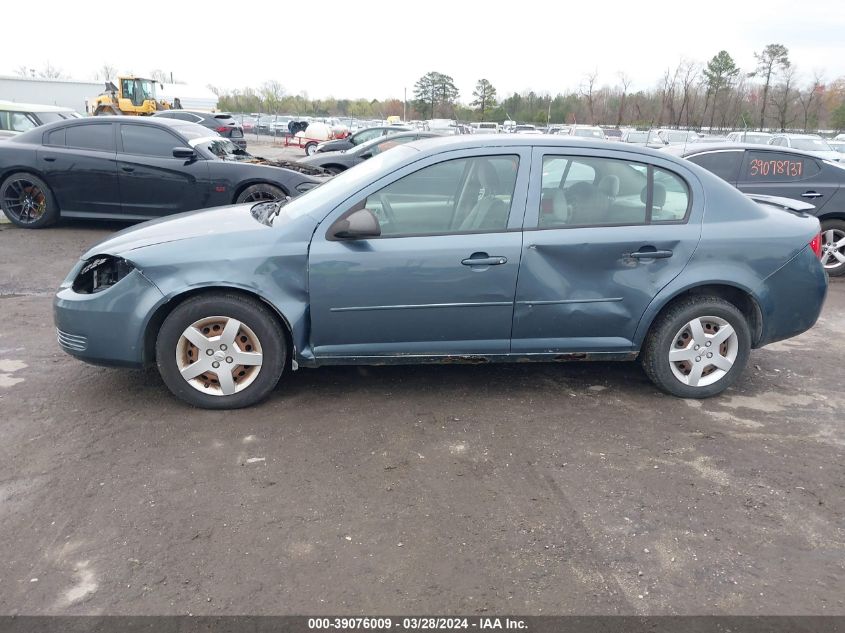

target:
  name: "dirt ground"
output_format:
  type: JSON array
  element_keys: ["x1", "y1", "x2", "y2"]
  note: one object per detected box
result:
[{"x1": 0, "y1": 220, "x2": 843, "y2": 615}]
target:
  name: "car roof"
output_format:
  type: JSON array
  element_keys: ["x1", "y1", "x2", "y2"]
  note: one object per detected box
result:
[
  {"x1": 772, "y1": 133, "x2": 821, "y2": 139},
  {"x1": 676, "y1": 142, "x2": 824, "y2": 159},
  {"x1": 0, "y1": 100, "x2": 76, "y2": 112},
  {"x1": 402, "y1": 134, "x2": 700, "y2": 167},
  {"x1": 10, "y1": 115, "x2": 208, "y2": 144}
]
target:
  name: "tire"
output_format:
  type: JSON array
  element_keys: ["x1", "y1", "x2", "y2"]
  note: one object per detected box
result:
[
  {"x1": 640, "y1": 296, "x2": 751, "y2": 399},
  {"x1": 155, "y1": 293, "x2": 287, "y2": 409},
  {"x1": 304, "y1": 142, "x2": 318, "y2": 156},
  {"x1": 820, "y1": 218, "x2": 845, "y2": 277},
  {"x1": 235, "y1": 183, "x2": 285, "y2": 204},
  {"x1": 0, "y1": 172, "x2": 59, "y2": 228}
]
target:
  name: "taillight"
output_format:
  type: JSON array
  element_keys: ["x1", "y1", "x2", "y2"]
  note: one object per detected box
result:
[
  {"x1": 809, "y1": 233, "x2": 822, "y2": 259},
  {"x1": 215, "y1": 126, "x2": 229, "y2": 133}
]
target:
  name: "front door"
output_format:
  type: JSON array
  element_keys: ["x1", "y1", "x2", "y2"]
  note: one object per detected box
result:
[
  {"x1": 117, "y1": 123, "x2": 207, "y2": 219},
  {"x1": 308, "y1": 150, "x2": 529, "y2": 360},
  {"x1": 511, "y1": 148, "x2": 702, "y2": 354}
]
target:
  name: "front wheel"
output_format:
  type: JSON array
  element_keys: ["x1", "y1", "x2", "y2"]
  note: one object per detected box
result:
[
  {"x1": 640, "y1": 296, "x2": 751, "y2": 399},
  {"x1": 304, "y1": 142, "x2": 318, "y2": 156},
  {"x1": 820, "y1": 219, "x2": 845, "y2": 277},
  {"x1": 156, "y1": 293, "x2": 287, "y2": 409},
  {"x1": 235, "y1": 183, "x2": 285, "y2": 204}
]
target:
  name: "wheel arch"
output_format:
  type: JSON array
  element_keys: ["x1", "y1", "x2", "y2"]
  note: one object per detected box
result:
[
  {"x1": 143, "y1": 285, "x2": 295, "y2": 367},
  {"x1": 818, "y1": 211, "x2": 845, "y2": 222},
  {"x1": 636, "y1": 282, "x2": 764, "y2": 350}
]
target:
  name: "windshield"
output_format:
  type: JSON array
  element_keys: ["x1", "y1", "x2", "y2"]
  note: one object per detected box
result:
[
  {"x1": 190, "y1": 136, "x2": 241, "y2": 158},
  {"x1": 574, "y1": 128, "x2": 604, "y2": 138},
  {"x1": 36, "y1": 111, "x2": 74, "y2": 123},
  {"x1": 666, "y1": 131, "x2": 697, "y2": 142},
  {"x1": 791, "y1": 138, "x2": 832, "y2": 151},
  {"x1": 274, "y1": 145, "x2": 418, "y2": 226},
  {"x1": 176, "y1": 124, "x2": 219, "y2": 141}
]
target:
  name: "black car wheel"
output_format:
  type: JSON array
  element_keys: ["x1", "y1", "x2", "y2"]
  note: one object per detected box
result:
[
  {"x1": 235, "y1": 183, "x2": 285, "y2": 204},
  {"x1": 641, "y1": 296, "x2": 751, "y2": 399},
  {"x1": 0, "y1": 173, "x2": 59, "y2": 228},
  {"x1": 156, "y1": 293, "x2": 287, "y2": 409},
  {"x1": 820, "y1": 219, "x2": 845, "y2": 277}
]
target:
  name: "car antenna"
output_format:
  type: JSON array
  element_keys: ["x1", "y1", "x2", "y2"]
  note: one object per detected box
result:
[{"x1": 740, "y1": 113, "x2": 749, "y2": 143}]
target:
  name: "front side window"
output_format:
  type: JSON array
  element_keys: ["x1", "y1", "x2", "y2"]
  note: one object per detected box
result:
[
  {"x1": 121, "y1": 125, "x2": 181, "y2": 157},
  {"x1": 742, "y1": 151, "x2": 820, "y2": 182},
  {"x1": 355, "y1": 155, "x2": 519, "y2": 237},
  {"x1": 65, "y1": 124, "x2": 114, "y2": 152},
  {"x1": 539, "y1": 155, "x2": 689, "y2": 228}
]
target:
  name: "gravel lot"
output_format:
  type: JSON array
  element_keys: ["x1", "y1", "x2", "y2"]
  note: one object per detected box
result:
[{"x1": 0, "y1": 219, "x2": 843, "y2": 615}]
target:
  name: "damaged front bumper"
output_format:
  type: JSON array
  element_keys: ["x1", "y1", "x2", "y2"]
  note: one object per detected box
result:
[{"x1": 53, "y1": 267, "x2": 165, "y2": 368}]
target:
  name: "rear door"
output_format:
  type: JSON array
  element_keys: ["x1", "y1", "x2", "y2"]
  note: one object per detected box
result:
[
  {"x1": 737, "y1": 150, "x2": 836, "y2": 213},
  {"x1": 511, "y1": 148, "x2": 703, "y2": 354},
  {"x1": 37, "y1": 122, "x2": 121, "y2": 216},
  {"x1": 117, "y1": 123, "x2": 209, "y2": 219}
]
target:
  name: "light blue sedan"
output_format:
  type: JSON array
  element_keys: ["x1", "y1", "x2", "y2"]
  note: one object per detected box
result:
[{"x1": 54, "y1": 136, "x2": 827, "y2": 408}]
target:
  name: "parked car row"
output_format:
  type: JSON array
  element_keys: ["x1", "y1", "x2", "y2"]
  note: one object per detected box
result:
[
  {"x1": 52, "y1": 135, "x2": 827, "y2": 409},
  {"x1": 0, "y1": 117, "x2": 329, "y2": 228}
]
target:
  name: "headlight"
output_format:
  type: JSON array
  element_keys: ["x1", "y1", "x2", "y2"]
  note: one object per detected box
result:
[{"x1": 71, "y1": 255, "x2": 135, "y2": 294}]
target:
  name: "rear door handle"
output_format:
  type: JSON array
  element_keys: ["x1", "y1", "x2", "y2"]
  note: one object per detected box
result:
[
  {"x1": 461, "y1": 254, "x2": 508, "y2": 266},
  {"x1": 630, "y1": 248, "x2": 673, "y2": 259},
  {"x1": 121, "y1": 165, "x2": 135, "y2": 173},
  {"x1": 801, "y1": 191, "x2": 823, "y2": 199}
]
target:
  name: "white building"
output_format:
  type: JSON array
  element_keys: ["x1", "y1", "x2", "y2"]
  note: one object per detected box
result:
[{"x1": 0, "y1": 76, "x2": 218, "y2": 115}]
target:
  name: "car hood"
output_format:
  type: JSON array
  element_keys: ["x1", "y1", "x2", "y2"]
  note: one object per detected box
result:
[{"x1": 82, "y1": 204, "x2": 268, "y2": 259}]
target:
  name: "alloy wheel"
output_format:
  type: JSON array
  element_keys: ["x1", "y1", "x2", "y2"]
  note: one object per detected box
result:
[
  {"x1": 668, "y1": 316, "x2": 739, "y2": 387},
  {"x1": 242, "y1": 190, "x2": 279, "y2": 203},
  {"x1": 175, "y1": 316, "x2": 263, "y2": 396},
  {"x1": 2, "y1": 178, "x2": 47, "y2": 224},
  {"x1": 821, "y1": 228, "x2": 845, "y2": 271}
]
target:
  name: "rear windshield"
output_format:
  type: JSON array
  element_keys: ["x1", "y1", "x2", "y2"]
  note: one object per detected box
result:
[{"x1": 214, "y1": 114, "x2": 233, "y2": 120}]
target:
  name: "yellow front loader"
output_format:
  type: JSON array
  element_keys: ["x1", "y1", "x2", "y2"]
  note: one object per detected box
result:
[{"x1": 91, "y1": 76, "x2": 171, "y2": 116}]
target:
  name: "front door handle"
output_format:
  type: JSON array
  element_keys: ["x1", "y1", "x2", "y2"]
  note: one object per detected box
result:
[
  {"x1": 121, "y1": 165, "x2": 135, "y2": 173},
  {"x1": 801, "y1": 191, "x2": 823, "y2": 199},
  {"x1": 461, "y1": 253, "x2": 508, "y2": 266},
  {"x1": 42, "y1": 155, "x2": 56, "y2": 162},
  {"x1": 630, "y1": 248, "x2": 673, "y2": 260}
]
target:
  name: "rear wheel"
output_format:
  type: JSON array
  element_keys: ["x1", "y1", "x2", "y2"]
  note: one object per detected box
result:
[
  {"x1": 155, "y1": 293, "x2": 287, "y2": 409},
  {"x1": 641, "y1": 296, "x2": 751, "y2": 399},
  {"x1": 235, "y1": 183, "x2": 285, "y2": 204},
  {"x1": 820, "y1": 219, "x2": 845, "y2": 277},
  {"x1": 0, "y1": 173, "x2": 59, "y2": 228},
  {"x1": 305, "y1": 142, "x2": 318, "y2": 156}
]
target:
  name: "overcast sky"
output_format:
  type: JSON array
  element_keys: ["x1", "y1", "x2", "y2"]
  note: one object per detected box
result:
[{"x1": 4, "y1": 0, "x2": 844, "y2": 100}]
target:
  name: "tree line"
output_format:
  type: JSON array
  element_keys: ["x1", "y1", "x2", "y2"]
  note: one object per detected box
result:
[{"x1": 211, "y1": 45, "x2": 845, "y2": 132}]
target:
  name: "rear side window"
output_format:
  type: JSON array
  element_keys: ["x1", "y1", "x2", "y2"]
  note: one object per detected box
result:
[
  {"x1": 742, "y1": 151, "x2": 820, "y2": 182},
  {"x1": 539, "y1": 155, "x2": 689, "y2": 227},
  {"x1": 121, "y1": 125, "x2": 181, "y2": 157},
  {"x1": 65, "y1": 124, "x2": 114, "y2": 151},
  {"x1": 46, "y1": 127, "x2": 66, "y2": 146},
  {"x1": 688, "y1": 151, "x2": 742, "y2": 183}
]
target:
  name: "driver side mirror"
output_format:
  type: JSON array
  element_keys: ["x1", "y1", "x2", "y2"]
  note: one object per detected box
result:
[
  {"x1": 329, "y1": 208, "x2": 381, "y2": 240},
  {"x1": 172, "y1": 147, "x2": 196, "y2": 159}
]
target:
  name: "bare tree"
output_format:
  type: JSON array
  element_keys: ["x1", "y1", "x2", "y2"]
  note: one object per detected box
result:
[
  {"x1": 95, "y1": 64, "x2": 117, "y2": 82},
  {"x1": 771, "y1": 65, "x2": 798, "y2": 131},
  {"x1": 797, "y1": 71, "x2": 824, "y2": 132},
  {"x1": 676, "y1": 61, "x2": 699, "y2": 128},
  {"x1": 579, "y1": 69, "x2": 599, "y2": 124},
  {"x1": 616, "y1": 72, "x2": 631, "y2": 126},
  {"x1": 38, "y1": 62, "x2": 64, "y2": 79},
  {"x1": 658, "y1": 65, "x2": 680, "y2": 127}
]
